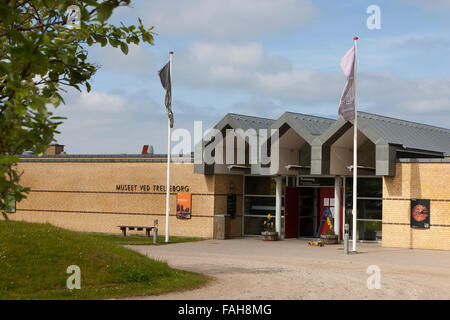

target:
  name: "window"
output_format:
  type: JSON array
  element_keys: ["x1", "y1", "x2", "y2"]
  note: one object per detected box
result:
[
  {"x1": 245, "y1": 176, "x2": 285, "y2": 195},
  {"x1": 358, "y1": 178, "x2": 382, "y2": 198},
  {"x1": 243, "y1": 176, "x2": 285, "y2": 235},
  {"x1": 345, "y1": 177, "x2": 382, "y2": 241}
]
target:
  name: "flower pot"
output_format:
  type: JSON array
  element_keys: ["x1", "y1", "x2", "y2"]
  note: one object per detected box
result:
[
  {"x1": 261, "y1": 231, "x2": 279, "y2": 241},
  {"x1": 320, "y1": 234, "x2": 338, "y2": 244}
]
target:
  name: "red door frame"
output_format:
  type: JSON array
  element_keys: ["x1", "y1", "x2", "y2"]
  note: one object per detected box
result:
[{"x1": 284, "y1": 187, "x2": 299, "y2": 238}]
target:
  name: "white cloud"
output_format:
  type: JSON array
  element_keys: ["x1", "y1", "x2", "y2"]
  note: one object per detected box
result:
[
  {"x1": 51, "y1": 89, "x2": 223, "y2": 154},
  {"x1": 174, "y1": 41, "x2": 450, "y2": 120},
  {"x1": 359, "y1": 72, "x2": 450, "y2": 113},
  {"x1": 121, "y1": 0, "x2": 318, "y2": 39},
  {"x1": 70, "y1": 91, "x2": 127, "y2": 113},
  {"x1": 50, "y1": 89, "x2": 155, "y2": 153},
  {"x1": 175, "y1": 41, "x2": 341, "y2": 103},
  {"x1": 89, "y1": 43, "x2": 156, "y2": 77}
]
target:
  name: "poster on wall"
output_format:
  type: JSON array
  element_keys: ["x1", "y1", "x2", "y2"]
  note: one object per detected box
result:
[
  {"x1": 177, "y1": 193, "x2": 191, "y2": 219},
  {"x1": 411, "y1": 199, "x2": 430, "y2": 229}
]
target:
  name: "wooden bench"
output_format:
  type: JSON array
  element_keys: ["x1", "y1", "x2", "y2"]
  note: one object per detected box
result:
[{"x1": 118, "y1": 225, "x2": 154, "y2": 237}]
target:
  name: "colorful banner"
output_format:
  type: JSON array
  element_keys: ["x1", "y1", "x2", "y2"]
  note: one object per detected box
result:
[
  {"x1": 411, "y1": 199, "x2": 430, "y2": 229},
  {"x1": 177, "y1": 193, "x2": 191, "y2": 219}
]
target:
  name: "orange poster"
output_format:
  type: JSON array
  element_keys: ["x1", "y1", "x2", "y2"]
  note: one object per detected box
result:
[{"x1": 176, "y1": 193, "x2": 191, "y2": 219}]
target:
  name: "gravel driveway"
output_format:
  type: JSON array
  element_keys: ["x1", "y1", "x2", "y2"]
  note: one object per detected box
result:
[{"x1": 127, "y1": 238, "x2": 450, "y2": 300}]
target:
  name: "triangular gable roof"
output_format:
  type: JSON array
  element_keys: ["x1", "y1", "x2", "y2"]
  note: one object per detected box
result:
[
  {"x1": 314, "y1": 111, "x2": 450, "y2": 154},
  {"x1": 214, "y1": 113, "x2": 275, "y2": 131},
  {"x1": 271, "y1": 112, "x2": 335, "y2": 144}
]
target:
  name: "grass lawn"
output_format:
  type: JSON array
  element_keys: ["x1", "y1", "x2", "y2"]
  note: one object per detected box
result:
[{"x1": 0, "y1": 221, "x2": 208, "y2": 300}]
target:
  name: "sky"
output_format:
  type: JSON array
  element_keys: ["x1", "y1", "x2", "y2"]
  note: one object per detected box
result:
[{"x1": 52, "y1": 0, "x2": 450, "y2": 154}]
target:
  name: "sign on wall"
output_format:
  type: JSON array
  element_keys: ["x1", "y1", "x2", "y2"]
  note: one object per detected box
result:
[
  {"x1": 411, "y1": 199, "x2": 430, "y2": 229},
  {"x1": 115, "y1": 184, "x2": 190, "y2": 192},
  {"x1": 177, "y1": 193, "x2": 191, "y2": 219}
]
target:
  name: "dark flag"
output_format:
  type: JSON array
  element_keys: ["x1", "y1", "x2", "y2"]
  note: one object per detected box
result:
[{"x1": 158, "y1": 62, "x2": 174, "y2": 128}]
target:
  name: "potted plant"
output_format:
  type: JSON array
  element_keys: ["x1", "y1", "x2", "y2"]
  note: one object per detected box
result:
[
  {"x1": 320, "y1": 230, "x2": 338, "y2": 244},
  {"x1": 261, "y1": 213, "x2": 278, "y2": 241}
]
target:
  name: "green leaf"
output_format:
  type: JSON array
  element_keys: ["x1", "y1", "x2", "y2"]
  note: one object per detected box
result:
[
  {"x1": 0, "y1": 156, "x2": 20, "y2": 164},
  {"x1": 120, "y1": 42, "x2": 128, "y2": 55},
  {"x1": 109, "y1": 38, "x2": 119, "y2": 48},
  {"x1": 97, "y1": 4, "x2": 114, "y2": 22},
  {"x1": 142, "y1": 33, "x2": 154, "y2": 45}
]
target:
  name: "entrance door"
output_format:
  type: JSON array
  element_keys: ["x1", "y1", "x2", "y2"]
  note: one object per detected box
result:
[
  {"x1": 298, "y1": 187, "x2": 316, "y2": 237},
  {"x1": 284, "y1": 187, "x2": 299, "y2": 238}
]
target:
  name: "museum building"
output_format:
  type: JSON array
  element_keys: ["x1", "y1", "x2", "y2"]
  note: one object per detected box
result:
[{"x1": 7, "y1": 111, "x2": 450, "y2": 250}]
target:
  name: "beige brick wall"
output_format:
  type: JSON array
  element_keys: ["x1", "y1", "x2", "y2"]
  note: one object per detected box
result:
[
  {"x1": 382, "y1": 162, "x2": 450, "y2": 250},
  {"x1": 7, "y1": 161, "x2": 222, "y2": 238}
]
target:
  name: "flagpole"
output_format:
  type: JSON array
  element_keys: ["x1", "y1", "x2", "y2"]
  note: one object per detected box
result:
[
  {"x1": 165, "y1": 51, "x2": 173, "y2": 243},
  {"x1": 352, "y1": 37, "x2": 358, "y2": 252}
]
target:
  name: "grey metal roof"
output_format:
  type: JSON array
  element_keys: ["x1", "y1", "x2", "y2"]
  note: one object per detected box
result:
[
  {"x1": 284, "y1": 112, "x2": 335, "y2": 136},
  {"x1": 214, "y1": 111, "x2": 450, "y2": 154},
  {"x1": 225, "y1": 113, "x2": 275, "y2": 130},
  {"x1": 358, "y1": 112, "x2": 450, "y2": 153}
]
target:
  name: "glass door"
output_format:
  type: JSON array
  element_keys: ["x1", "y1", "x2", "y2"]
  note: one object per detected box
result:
[{"x1": 298, "y1": 187, "x2": 316, "y2": 237}]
